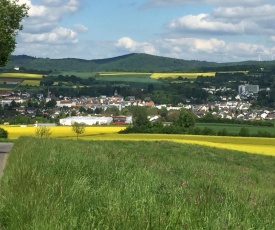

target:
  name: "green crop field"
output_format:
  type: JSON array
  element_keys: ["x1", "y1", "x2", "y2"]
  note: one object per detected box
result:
[
  {"x1": 50, "y1": 71, "x2": 98, "y2": 78},
  {"x1": 196, "y1": 122, "x2": 275, "y2": 135},
  {"x1": 0, "y1": 86, "x2": 16, "y2": 90},
  {"x1": 0, "y1": 137, "x2": 274, "y2": 229},
  {"x1": 96, "y1": 75, "x2": 161, "y2": 84},
  {"x1": 95, "y1": 72, "x2": 165, "y2": 87}
]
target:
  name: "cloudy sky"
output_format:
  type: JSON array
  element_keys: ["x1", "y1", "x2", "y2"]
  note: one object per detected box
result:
[{"x1": 14, "y1": 0, "x2": 275, "y2": 62}]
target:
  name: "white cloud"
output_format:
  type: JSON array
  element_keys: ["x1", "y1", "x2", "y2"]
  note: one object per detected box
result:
[
  {"x1": 166, "y1": 4, "x2": 275, "y2": 36},
  {"x1": 15, "y1": 0, "x2": 85, "y2": 54},
  {"x1": 167, "y1": 14, "x2": 247, "y2": 35},
  {"x1": 73, "y1": 24, "x2": 88, "y2": 33},
  {"x1": 143, "y1": 0, "x2": 272, "y2": 8},
  {"x1": 116, "y1": 37, "x2": 157, "y2": 54},
  {"x1": 19, "y1": 27, "x2": 78, "y2": 44},
  {"x1": 18, "y1": 0, "x2": 81, "y2": 32},
  {"x1": 114, "y1": 36, "x2": 273, "y2": 62}
]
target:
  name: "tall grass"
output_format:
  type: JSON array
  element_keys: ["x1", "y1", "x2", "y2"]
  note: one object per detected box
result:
[{"x1": 0, "y1": 137, "x2": 274, "y2": 229}]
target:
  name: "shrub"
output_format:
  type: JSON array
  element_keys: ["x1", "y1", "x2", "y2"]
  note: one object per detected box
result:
[
  {"x1": 189, "y1": 127, "x2": 202, "y2": 135},
  {"x1": 217, "y1": 128, "x2": 229, "y2": 136},
  {"x1": 35, "y1": 126, "x2": 52, "y2": 138},
  {"x1": 201, "y1": 127, "x2": 216, "y2": 135},
  {"x1": 239, "y1": 127, "x2": 250, "y2": 137},
  {"x1": 0, "y1": 127, "x2": 8, "y2": 138}
]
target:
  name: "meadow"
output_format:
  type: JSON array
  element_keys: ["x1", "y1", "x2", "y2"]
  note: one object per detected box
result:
[
  {"x1": 196, "y1": 122, "x2": 275, "y2": 135},
  {"x1": 96, "y1": 72, "x2": 159, "y2": 84},
  {"x1": 2, "y1": 125, "x2": 275, "y2": 156},
  {"x1": 0, "y1": 137, "x2": 274, "y2": 229},
  {"x1": 51, "y1": 71, "x2": 217, "y2": 81},
  {"x1": 50, "y1": 71, "x2": 97, "y2": 78}
]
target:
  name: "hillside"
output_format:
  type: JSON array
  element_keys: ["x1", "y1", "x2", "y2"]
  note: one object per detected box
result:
[
  {"x1": 0, "y1": 137, "x2": 274, "y2": 229},
  {"x1": 3, "y1": 53, "x2": 272, "y2": 72}
]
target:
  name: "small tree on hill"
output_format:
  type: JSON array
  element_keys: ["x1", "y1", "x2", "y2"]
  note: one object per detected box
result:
[
  {"x1": 72, "y1": 122, "x2": 85, "y2": 140},
  {"x1": 35, "y1": 126, "x2": 52, "y2": 138}
]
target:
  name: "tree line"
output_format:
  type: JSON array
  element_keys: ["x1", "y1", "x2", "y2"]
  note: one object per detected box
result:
[{"x1": 119, "y1": 107, "x2": 275, "y2": 138}]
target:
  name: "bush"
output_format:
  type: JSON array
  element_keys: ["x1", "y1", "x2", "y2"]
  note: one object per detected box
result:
[
  {"x1": 201, "y1": 127, "x2": 216, "y2": 135},
  {"x1": 0, "y1": 128, "x2": 8, "y2": 138},
  {"x1": 239, "y1": 127, "x2": 250, "y2": 137},
  {"x1": 189, "y1": 127, "x2": 202, "y2": 135},
  {"x1": 35, "y1": 126, "x2": 52, "y2": 138},
  {"x1": 217, "y1": 128, "x2": 229, "y2": 136}
]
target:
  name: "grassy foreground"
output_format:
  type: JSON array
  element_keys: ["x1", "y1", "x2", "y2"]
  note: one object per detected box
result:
[{"x1": 0, "y1": 137, "x2": 274, "y2": 229}]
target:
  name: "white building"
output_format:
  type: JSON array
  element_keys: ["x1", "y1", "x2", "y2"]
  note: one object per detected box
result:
[
  {"x1": 238, "y1": 84, "x2": 259, "y2": 95},
  {"x1": 59, "y1": 116, "x2": 113, "y2": 126}
]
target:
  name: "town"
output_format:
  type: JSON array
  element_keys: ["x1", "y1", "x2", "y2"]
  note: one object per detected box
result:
[{"x1": 0, "y1": 82, "x2": 274, "y2": 126}]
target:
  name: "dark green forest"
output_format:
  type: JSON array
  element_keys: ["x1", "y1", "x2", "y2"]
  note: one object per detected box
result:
[{"x1": 4, "y1": 53, "x2": 275, "y2": 72}]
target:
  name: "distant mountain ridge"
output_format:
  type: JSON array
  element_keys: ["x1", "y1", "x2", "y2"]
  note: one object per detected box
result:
[{"x1": 3, "y1": 53, "x2": 272, "y2": 72}]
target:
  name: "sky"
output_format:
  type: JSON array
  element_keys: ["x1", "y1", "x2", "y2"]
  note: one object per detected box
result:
[{"x1": 14, "y1": 0, "x2": 275, "y2": 62}]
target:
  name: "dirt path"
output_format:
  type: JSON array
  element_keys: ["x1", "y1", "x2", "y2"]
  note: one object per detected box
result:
[{"x1": 0, "y1": 143, "x2": 14, "y2": 178}]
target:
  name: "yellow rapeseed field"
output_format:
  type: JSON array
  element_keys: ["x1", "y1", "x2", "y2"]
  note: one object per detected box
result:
[
  {"x1": 2, "y1": 126, "x2": 274, "y2": 156},
  {"x1": 2, "y1": 126, "x2": 124, "y2": 139},
  {"x1": 81, "y1": 133, "x2": 275, "y2": 156},
  {"x1": 150, "y1": 71, "x2": 249, "y2": 79},
  {"x1": 150, "y1": 72, "x2": 216, "y2": 79},
  {"x1": 20, "y1": 80, "x2": 41, "y2": 86},
  {"x1": 0, "y1": 73, "x2": 43, "y2": 79},
  {"x1": 99, "y1": 72, "x2": 151, "y2": 76}
]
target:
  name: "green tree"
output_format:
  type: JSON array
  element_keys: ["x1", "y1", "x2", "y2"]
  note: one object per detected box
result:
[
  {"x1": 71, "y1": 110, "x2": 77, "y2": 116},
  {"x1": 177, "y1": 109, "x2": 196, "y2": 128},
  {"x1": 0, "y1": 0, "x2": 28, "y2": 66},
  {"x1": 79, "y1": 106, "x2": 87, "y2": 114},
  {"x1": 104, "y1": 106, "x2": 120, "y2": 116},
  {"x1": 45, "y1": 99, "x2": 57, "y2": 108},
  {"x1": 72, "y1": 122, "x2": 85, "y2": 140},
  {"x1": 132, "y1": 106, "x2": 151, "y2": 128},
  {"x1": 158, "y1": 107, "x2": 168, "y2": 119}
]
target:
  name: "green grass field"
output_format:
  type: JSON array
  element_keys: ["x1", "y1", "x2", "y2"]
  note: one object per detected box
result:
[
  {"x1": 95, "y1": 72, "x2": 165, "y2": 87},
  {"x1": 50, "y1": 71, "x2": 164, "y2": 87},
  {"x1": 196, "y1": 123, "x2": 275, "y2": 135},
  {"x1": 0, "y1": 137, "x2": 274, "y2": 229},
  {"x1": 0, "y1": 85, "x2": 17, "y2": 90},
  {"x1": 50, "y1": 71, "x2": 98, "y2": 78}
]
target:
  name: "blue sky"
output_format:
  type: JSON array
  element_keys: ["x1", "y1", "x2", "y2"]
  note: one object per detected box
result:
[{"x1": 15, "y1": 0, "x2": 275, "y2": 62}]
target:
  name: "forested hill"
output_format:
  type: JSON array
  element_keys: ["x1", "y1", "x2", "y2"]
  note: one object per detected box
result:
[{"x1": 3, "y1": 53, "x2": 274, "y2": 72}]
